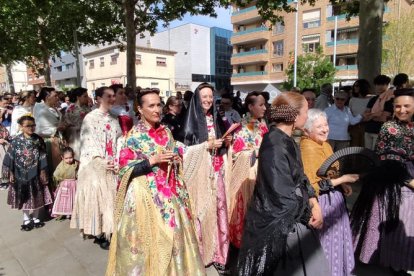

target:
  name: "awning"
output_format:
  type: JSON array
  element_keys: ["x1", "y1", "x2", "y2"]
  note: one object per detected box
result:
[{"x1": 337, "y1": 27, "x2": 359, "y2": 33}]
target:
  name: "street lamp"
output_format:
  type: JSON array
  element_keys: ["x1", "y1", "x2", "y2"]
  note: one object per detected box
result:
[{"x1": 293, "y1": 0, "x2": 299, "y2": 87}]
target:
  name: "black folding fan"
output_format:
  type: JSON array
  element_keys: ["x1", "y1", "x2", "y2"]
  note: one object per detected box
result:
[{"x1": 316, "y1": 147, "x2": 381, "y2": 178}]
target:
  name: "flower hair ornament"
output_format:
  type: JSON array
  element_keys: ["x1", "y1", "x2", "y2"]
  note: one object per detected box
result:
[{"x1": 270, "y1": 104, "x2": 299, "y2": 123}]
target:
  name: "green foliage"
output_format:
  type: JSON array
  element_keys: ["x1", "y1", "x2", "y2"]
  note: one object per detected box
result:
[
  {"x1": 283, "y1": 47, "x2": 336, "y2": 92},
  {"x1": 0, "y1": 0, "x2": 123, "y2": 75}
]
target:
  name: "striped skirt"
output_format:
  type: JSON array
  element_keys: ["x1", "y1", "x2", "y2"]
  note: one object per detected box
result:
[
  {"x1": 318, "y1": 190, "x2": 355, "y2": 276},
  {"x1": 52, "y1": 179, "x2": 76, "y2": 216},
  {"x1": 355, "y1": 186, "x2": 414, "y2": 271}
]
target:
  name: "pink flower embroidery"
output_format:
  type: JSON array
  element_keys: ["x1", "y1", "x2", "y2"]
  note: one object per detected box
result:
[
  {"x1": 105, "y1": 124, "x2": 111, "y2": 131},
  {"x1": 233, "y1": 137, "x2": 246, "y2": 153},
  {"x1": 388, "y1": 127, "x2": 397, "y2": 135},
  {"x1": 377, "y1": 141, "x2": 385, "y2": 149},
  {"x1": 106, "y1": 139, "x2": 114, "y2": 157},
  {"x1": 148, "y1": 126, "x2": 168, "y2": 146},
  {"x1": 119, "y1": 148, "x2": 136, "y2": 167},
  {"x1": 259, "y1": 124, "x2": 269, "y2": 136},
  {"x1": 80, "y1": 112, "x2": 86, "y2": 119}
]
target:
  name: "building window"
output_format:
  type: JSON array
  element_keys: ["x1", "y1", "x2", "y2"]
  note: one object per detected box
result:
[
  {"x1": 303, "y1": 9, "x2": 321, "y2": 29},
  {"x1": 302, "y1": 35, "x2": 321, "y2": 53},
  {"x1": 66, "y1": 63, "x2": 74, "y2": 70},
  {"x1": 272, "y1": 22, "x2": 285, "y2": 35},
  {"x1": 135, "y1": 54, "x2": 142, "y2": 65},
  {"x1": 156, "y1": 57, "x2": 166, "y2": 66},
  {"x1": 272, "y1": 63, "x2": 284, "y2": 72},
  {"x1": 56, "y1": 66, "x2": 62, "y2": 72},
  {"x1": 100, "y1": 57, "x2": 105, "y2": 67},
  {"x1": 110, "y1": 55, "x2": 118, "y2": 65},
  {"x1": 273, "y1": 40, "x2": 284, "y2": 56},
  {"x1": 151, "y1": 82, "x2": 159, "y2": 87},
  {"x1": 89, "y1": 60, "x2": 94, "y2": 69}
]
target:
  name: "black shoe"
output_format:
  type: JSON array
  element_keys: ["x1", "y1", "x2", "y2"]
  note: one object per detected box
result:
[
  {"x1": 93, "y1": 236, "x2": 105, "y2": 244},
  {"x1": 21, "y1": 220, "x2": 34, "y2": 231},
  {"x1": 99, "y1": 240, "x2": 110, "y2": 250},
  {"x1": 33, "y1": 220, "x2": 45, "y2": 228}
]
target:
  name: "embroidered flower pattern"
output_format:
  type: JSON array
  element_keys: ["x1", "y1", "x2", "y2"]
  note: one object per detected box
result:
[
  {"x1": 118, "y1": 121, "x2": 191, "y2": 228},
  {"x1": 376, "y1": 120, "x2": 414, "y2": 162},
  {"x1": 232, "y1": 113, "x2": 268, "y2": 155}
]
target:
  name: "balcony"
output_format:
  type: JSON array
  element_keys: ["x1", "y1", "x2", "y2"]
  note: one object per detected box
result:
[
  {"x1": 231, "y1": 26, "x2": 269, "y2": 45},
  {"x1": 336, "y1": 65, "x2": 357, "y2": 70},
  {"x1": 326, "y1": 39, "x2": 358, "y2": 46},
  {"x1": 232, "y1": 71, "x2": 267, "y2": 77},
  {"x1": 232, "y1": 6, "x2": 261, "y2": 25},
  {"x1": 327, "y1": 7, "x2": 389, "y2": 21},
  {"x1": 232, "y1": 50, "x2": 268, "y2": 65},
  {"x1": 232, "y1": 49, "x2": 267, "y2": 57}
]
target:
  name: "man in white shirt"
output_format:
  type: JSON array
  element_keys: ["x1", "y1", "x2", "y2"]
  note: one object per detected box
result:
[
  {"x1": 324, "y1": 91, "x2": 363, "y2": 152},
  {"x1": 220, "y1": 93, "x2": 241, "y2": 125}
]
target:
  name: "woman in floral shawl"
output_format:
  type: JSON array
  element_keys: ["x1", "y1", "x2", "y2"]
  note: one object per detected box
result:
[
  {"x1": 106, "y1": 89, "x2": 204, "y2": 276},
  {"x1": 70, "y1": 86, "x2": 121, "y2": 249},
  {"x1": 181, "y1": 83, "x2": 232, "y2": 270},
  {"x1": 352, "y1": 88, "x2": 414, "y2": 275},
  {"x1": 63, "y1": 87, "x2": 91, "y2": 159},
  {"x1": 229, "y1": 91, "x2": 268, "y2": 249}
]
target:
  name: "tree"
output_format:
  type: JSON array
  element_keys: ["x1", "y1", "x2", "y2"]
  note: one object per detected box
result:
[
  {"x1": 0, "y1": 0, "x2": 123, "y2": 86},
  {"x1": 382, "y1": 10, "x2": 414, "y2": 76},
  {"x1": 114, "y1": 0, "x2": 227, "y2": 90},
  {"x1": 283, "y1": 47, "x2": 336, "y2": 92}
]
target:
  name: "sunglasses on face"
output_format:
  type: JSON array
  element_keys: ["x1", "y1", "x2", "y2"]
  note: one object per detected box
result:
[{"x1": 335, "y1": 98, "x2": 346, "y2": 101}]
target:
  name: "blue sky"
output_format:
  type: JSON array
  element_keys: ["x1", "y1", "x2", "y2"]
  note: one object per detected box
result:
[{"x1": 157, "y1": 7, "x2": 233, "y2": 31}]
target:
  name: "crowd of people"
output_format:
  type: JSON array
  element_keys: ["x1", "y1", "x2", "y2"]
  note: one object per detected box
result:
[{"x1": 0, "y1": 73, "x2": 412, "y2": 276}]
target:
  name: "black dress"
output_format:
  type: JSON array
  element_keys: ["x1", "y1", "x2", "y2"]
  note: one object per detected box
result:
[
  {"x1": 237, "y1": 127, "x2": 329, "y2": 276},
  {"x1": 161, "y1": 113, "x2": 183, "y2": 142}
]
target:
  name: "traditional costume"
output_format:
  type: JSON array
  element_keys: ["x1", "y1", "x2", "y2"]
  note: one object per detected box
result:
[
  {"x1": 51, "y1": 160, "x2": 79, "y2": 216},
  {"x1": 63, "y1": 103, "x2": 91, "y2": 159},
  {"x1": 111, "y1": 104, "x2": 136, "y2": 135},
  {"x1": 106, "y1": 121, "x2": 204, "y2": 275},
  {"x1": 0, "y1": 125, "x2": 10, "y2": 185},
  {"x1": 352, "y1": 119, "x2": 414, "y2": 272},
  {"x1": 70, "y1": 109, "x2": 121, "y2": 238},
  {"x1": 301, "y1": 137, "x2": 355, "y2": 276},
  {"x1": 228, "y1": 113, "x2": 268, "y2": 248},
  {"x1": 3, "y1": 133, "x2": 52, "y2": 213},
  {"x1": 182, "y1": 84, "x2": 230, "y2": 267},
  {"x1": 237, "y1": 126, "x2": 329, "y2": 275}
]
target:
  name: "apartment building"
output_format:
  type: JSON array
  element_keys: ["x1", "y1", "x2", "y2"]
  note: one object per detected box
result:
[
  {"x1": 231, "y1": 0, "x2": 412, "y2": 93},
  {"x1": 0, "y1": 62, "x2": 33, "y2": 93},
  {"x1": 51, "y1": 52, "x2": 85, "y2": 89},
  {"x1": 83, "y1": 44, "x2": 176, "y2": 98},
  {"x1": 138, "y1": 23, "x2": 232, "y2": 91}
]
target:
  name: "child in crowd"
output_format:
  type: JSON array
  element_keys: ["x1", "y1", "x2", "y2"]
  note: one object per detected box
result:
[
  {"x1": 52, "y1": 147, "x2": 78, "y2": 219},
  {"x1": 3, "y1": 115, "x2": 52, "y2": 231},
  {"x1": 0, "y1": 123, "x2": 10, "y2": 189}
]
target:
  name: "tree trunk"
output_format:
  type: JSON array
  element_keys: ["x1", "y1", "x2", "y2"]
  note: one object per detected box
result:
[
  {"x1": 124, "y1": 0, "x2": 136, "y2": 90},
  {"x1": 358, "y1": 0, "x2": 385, "y2": 85},
  {"x1": 5, "y1": 63, "x2": 15, "y2": 94},
  {"x1": 42, "y1": 51, "x2": 52, "y2": 86}
]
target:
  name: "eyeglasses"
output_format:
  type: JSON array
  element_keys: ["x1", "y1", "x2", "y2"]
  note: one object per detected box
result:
[
  {"x1": 3, "y1": 97, "x2": 11, "y2": 100},
  {"x1": 335, "y1": 98, "x2": 346, "y2": 101},
  {"x1": 22, "y1": 124, "x2": 36, "y2": 128},
  {"x1": 305, "y1": 98, "x2": 316, "y2": 101},
  {"x1": 221, "y1": 102, "x2": 232, "y2": 105}
]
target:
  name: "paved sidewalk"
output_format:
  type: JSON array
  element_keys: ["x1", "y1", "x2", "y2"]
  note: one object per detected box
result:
[{"x1": 0, "y1": 189, "x2": 411, "y2": 276}]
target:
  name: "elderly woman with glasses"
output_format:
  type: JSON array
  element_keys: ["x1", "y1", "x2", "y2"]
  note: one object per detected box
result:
[
  {"x1": 301, "y1": 108, "x2": 359, "y2": 276},
  {"x1": 324, "y1": 91, "x2": 364, "y2": 152}
]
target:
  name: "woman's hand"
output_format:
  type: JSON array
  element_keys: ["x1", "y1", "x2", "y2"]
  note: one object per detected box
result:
[
  {"x1": 331, "y1": 174, "x2": 359, "y2": 186},
  {"x1": 341, "y1": 183, "x2": 353, "y2": 196},
  {"x1": 9, "y1": 174, "x2": 14, "y2": 184},
  {"x1": 0, "y1": 138, "x2": 8, "y2": 145},
  {"x1": 149, "y1": 151, "x2": 174, "y2": 166},
  {"x1": 308, "y1": 198, "x2": 323, "y2": 229},
  {"x1": 224, "y1": 135, "x2": 232, "y2": 147},
  {"x1": 207, "y1": 139, "x2": 223, "y2": 150}
]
